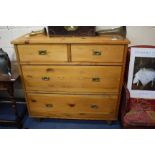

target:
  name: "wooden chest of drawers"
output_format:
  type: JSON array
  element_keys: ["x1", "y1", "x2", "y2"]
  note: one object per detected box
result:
[{"x1": 12, "y1": 34, "x2": 130, "y2": 121}]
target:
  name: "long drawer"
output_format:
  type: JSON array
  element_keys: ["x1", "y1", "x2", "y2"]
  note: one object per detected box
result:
[
  {"x1": 17, "y1": 44, "x2": 68, "y2": 63},
  {"x1": 22, "y1": 65, "x2": 122, "y2": 93},
  {"x1": 27, "y1": 93, "x2": 118, "y2": 118},
  {"x1": 71, "y1": 44, "x2": 124, "y2": 63}
]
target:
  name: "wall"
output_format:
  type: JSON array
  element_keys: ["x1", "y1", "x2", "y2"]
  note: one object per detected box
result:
[
  {"x1": 0, "y1": 26, "x2": 43, "y2": 60},
  {"x1": 0, "y1": 26, "x2": 155, "y2": 60}
]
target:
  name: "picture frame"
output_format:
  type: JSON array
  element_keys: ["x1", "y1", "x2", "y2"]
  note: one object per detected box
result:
[{"x1": 127, "y1": 47, "x2": 155, "y2": 99}]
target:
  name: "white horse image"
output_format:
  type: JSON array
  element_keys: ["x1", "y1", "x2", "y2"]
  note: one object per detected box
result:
[{"x1": 133, "y1": 68, "x2": 155, "y2": 87}]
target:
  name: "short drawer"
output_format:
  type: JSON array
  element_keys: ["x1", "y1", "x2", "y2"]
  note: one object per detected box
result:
[
  {"x1": 22, "y1": 65, "x2": 122, "y2": 93},
  {"x1": 27, "y1": 93, "x2": 118, "y2": 117},
  {"x1": 17, "y1": 44, "x2": 68, "y2": 63},
  {"x1": 71, "y1": 44, "x2": 124, "y2": 63}
]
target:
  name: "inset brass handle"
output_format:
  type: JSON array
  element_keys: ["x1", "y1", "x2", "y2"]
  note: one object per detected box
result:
[
  {"x1": 31, "y1": 99, "x2": 36, "y2": 103},
  {"x1": 91, "y1": 104, "x2": 98, "y2": 109},
  {"x1": 46, "y1": 68, "x2": 54, "y2": 72},
  {"x1": 46, "y1": 104, "x2": 53, "y2": 108},
  {"x1": 93, "y1": 50, "x2": 102, "y2": 56},
  {"x1": 92, "y1": 77, "x2": 100, "y2": 82},
  {"x1": 42, "y1": 76, "x2": 50, "y2": 81},
  {"x1": 68, "y1": 104, "x2": 75, "y2": 107},
  {"x1": 38, "y1": 50, "x2": 47, "y2": 55}
]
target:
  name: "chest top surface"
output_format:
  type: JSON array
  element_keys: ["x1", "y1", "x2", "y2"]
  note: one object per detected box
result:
[{"x1": 11, "y1": 34, "x2": 130, "y2": 45}]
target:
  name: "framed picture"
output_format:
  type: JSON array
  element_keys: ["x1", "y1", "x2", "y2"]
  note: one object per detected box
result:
[{"x1": 127, "y1": 47, "x2": 155, "y2": 99}]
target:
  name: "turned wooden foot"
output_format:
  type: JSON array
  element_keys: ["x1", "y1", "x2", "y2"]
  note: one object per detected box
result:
[
  {"x1": 107, "y1": 121, "x2": 113, "y2": 125},
  {"x1": 35, "y1": 118, "x2": 44, "y2": 122},
  {"x1": 17, "y1": 122, "x2": 23, "y2": 129}
]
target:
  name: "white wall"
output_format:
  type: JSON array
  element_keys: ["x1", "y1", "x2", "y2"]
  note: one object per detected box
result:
[
  {"x1": 0, "y1": 26, "x2": 43, "y2": 60},
  {"x1": 0, "y1": 26, "x2": 155, "y2": 60},
  {"x1": 97, "y1": 26, "x2": 155, "y2": 45}
]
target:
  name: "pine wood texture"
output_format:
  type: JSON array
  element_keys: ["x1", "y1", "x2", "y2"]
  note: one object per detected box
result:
[
  {"x1": 12, "y1": 34, "x2": 130, "y2": 121},
  {"x1": 22, "y1": 65, "x2": 122, "y2": 93},
  {"x1": 17, "y1": 44, "x2": 68, "y2": 63},
  {"x1": 28, "y1": 93, "x2": 118, "y2": 118},
  {"x1": 11, "y1": 34, "x2": 130, "y2": 44},
  {"x1": 71, "y1": 44, "x2": 124, "y2": 62}
]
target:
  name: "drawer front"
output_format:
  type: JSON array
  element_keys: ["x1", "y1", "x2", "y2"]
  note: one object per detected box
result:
[
  {"x1": 71, "y1": 45, "x2": 124, "y2": 62},
  {"x1": 17, "y1": 44, "x2": 68, "y2": 62},
  {"x1": 22, "y1": 65, "x2": 122, "y2": 93},
  {"x1": 27, "y1": 93, "x2": 118, "y2": 117}
]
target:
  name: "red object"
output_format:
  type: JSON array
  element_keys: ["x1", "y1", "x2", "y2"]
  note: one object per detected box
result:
[{"x1": 121, "y1": 45, "x2": 155, "y2": 128}]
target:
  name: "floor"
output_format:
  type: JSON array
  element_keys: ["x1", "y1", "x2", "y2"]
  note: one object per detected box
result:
[{"x1": 0, "y1": 103, "x2": 121, "y2": 129}]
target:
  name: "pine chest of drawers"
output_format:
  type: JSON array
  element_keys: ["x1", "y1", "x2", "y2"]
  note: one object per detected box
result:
[{"x1": 12, "y1": 34, "x2": 130, "y2": 121}]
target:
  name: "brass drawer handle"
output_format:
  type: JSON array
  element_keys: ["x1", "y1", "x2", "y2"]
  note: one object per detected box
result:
[
  {"x1": 31, "y1": 99, "x2": 37, "y2": 103},
  {"x1": 42, "y1": 76, "x2": 50, "y2": 81},
  {"x1": 92, "y1": 77, "x2": 100, "y2": 82},
  {"x1": 91, "y1": 104, "x2": 98, "y2": 109},
  {"x1": 46, "y1": 68, "x2": 54, "y2": 72},
  {"x1": 46, "y1": 104, "x2": 53, "y2": 108},
  {"x1": 68, "y1": 104, "x2": 75, "y2": 107},
  {"x1": 92, "y1": 50, "x2": 102, "y2": 56},
  {"x1": 38, "y1": 50, "x2": 47, "y2": 55}
]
